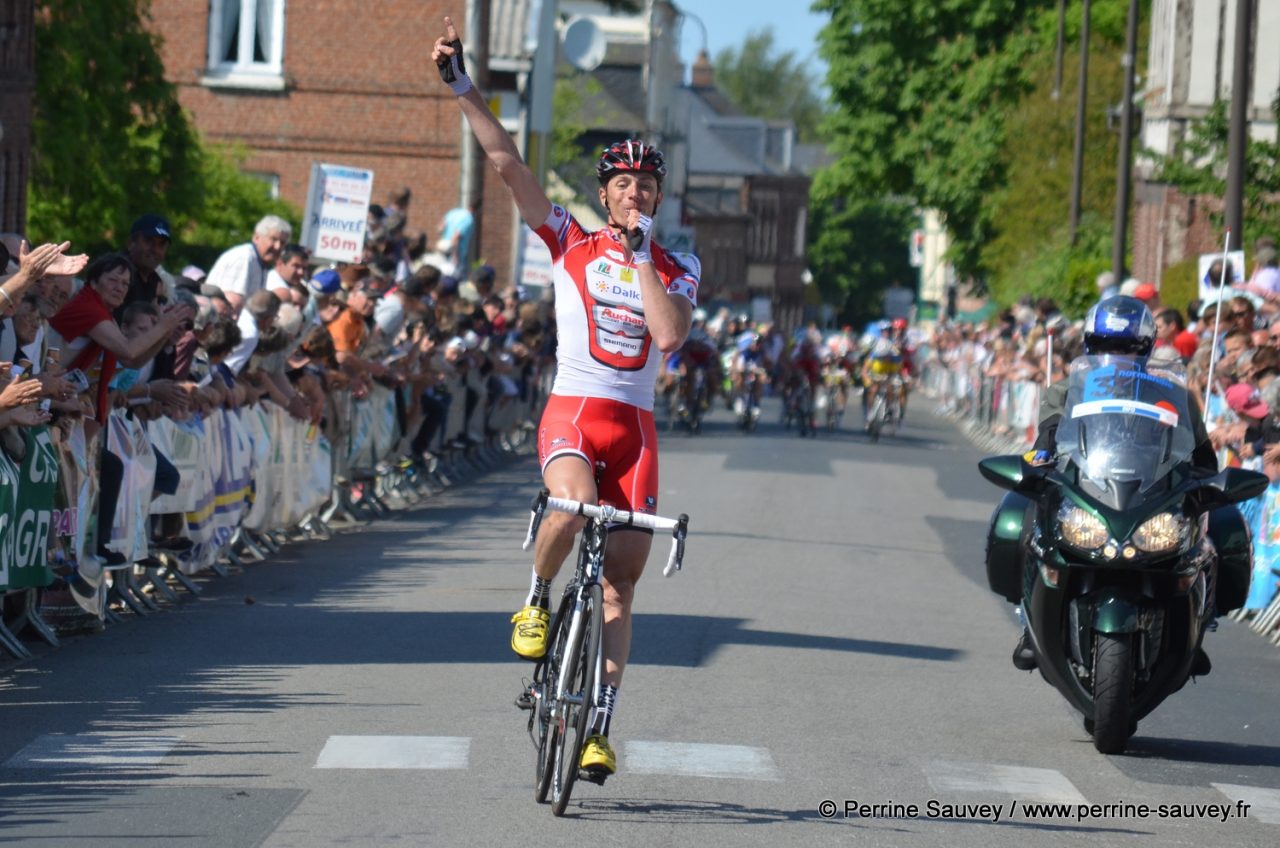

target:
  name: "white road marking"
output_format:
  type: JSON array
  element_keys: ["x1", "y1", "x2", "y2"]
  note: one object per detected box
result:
[
  {"x1": 623, "y1": 741, "x2": 779, "y2": 781},
  {"x1": 926, "y1": 761, "x2": 1087, "y2": 804},
  {"x1": 4, "y1": 733, "x2": 181, "y2": 768},
  {"x1": 314, "y1": 736, "x2": 470, "y2": 770},
  {"x1": 1212, "y1": 783, "x2": 1280, "y2": 824}
]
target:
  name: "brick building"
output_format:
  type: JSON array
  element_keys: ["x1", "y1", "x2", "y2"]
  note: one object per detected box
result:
[
  {"x1": 147, "y1": 0, "x2": 532, "y2": 283},
  {"x1": 0, "y1": 0, "x2": 34, "y2": 233}
]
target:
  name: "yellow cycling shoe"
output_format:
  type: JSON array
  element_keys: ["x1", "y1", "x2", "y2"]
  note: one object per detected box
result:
[
  {"x1": 510, "y1": 605, "x2": 550, "y2": 660},
  {"x1": 579, "y1": 734, "x2": 616, "y2": 776}
]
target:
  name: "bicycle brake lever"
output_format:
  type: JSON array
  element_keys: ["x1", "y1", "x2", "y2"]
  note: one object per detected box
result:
[
  {"x1": 662, "y1": 515, "x2": 688, "y2": 577},
  {"x1": 523, "y1": 488, "x2": 550, "y2": 551}
]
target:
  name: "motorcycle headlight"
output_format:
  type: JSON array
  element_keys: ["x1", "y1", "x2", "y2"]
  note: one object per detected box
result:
[
  {"x1": 1132, "y1": 512, "x2": 1191, "y2": 553},
  {"x1": 1058, "y1": 503, "x2": 1108, "y2": 550}
]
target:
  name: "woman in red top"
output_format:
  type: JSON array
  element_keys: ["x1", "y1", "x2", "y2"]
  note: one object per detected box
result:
[
  {"x1": 49, "y1": 254, "x2": 191, "y2": 563},
  {"x1": 49, "y1": 254, "x2": 189, "y2": 423}
]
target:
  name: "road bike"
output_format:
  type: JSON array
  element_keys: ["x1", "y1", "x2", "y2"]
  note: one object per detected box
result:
[
  {"x1": 517, "y1": 489, "x2": 689, "y2": 816},
  {"x1": 866, "y1": 375, "x2": 903, "y2": 442}
]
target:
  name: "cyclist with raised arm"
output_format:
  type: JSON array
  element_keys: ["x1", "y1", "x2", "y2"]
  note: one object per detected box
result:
[{"x1": 432, "y1": 18, "x2": 696, "y2": 781}]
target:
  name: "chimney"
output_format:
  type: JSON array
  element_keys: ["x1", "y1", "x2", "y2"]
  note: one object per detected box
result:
[{"x1": 691, "y1": 49, "x2": 714, "y2": 88}]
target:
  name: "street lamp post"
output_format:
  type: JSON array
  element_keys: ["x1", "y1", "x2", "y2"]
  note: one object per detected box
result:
[
  {"x1": 1111, "y1": 0, "x2": 1139, "y2": 283},
  {"x1": 1069, "y1": 0, "x2": 1091, "y2": 246},
  {"x1": 1225, "y1": 0, "x2": 1253, "y2": 251}
]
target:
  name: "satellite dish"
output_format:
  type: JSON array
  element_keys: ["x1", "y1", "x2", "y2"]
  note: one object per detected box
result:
[{"x1": 562, "y1": 16, "x2": 606, "y2": 72}]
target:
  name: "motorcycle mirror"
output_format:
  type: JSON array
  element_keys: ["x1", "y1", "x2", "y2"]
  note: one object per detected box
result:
[
  {"x1": 978, "y1": 455, "x2": 1051, "y2": 496},
  {"x1": 1191, "y1": 467, "x2": 1269, "y2": 511}
]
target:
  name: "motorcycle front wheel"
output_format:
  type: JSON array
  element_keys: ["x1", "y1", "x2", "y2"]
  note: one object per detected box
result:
[{"x1": 1091, "y1": 631, "x2": 1135, "y2": 754}]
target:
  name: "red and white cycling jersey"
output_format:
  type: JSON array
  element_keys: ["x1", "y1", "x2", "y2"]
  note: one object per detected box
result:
[{"x1": 535, "y1": 204, "x2": 699, "y2": 410}]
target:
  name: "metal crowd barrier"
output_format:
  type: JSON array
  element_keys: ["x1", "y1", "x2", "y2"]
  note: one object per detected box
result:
[{"x1": 0, "y1": 369, "x2": 547, "y2": 658}]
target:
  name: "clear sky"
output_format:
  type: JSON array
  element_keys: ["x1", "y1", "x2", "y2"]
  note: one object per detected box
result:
[{"x1": 670, "y1": 0, "x2": 830, "y2": 80}]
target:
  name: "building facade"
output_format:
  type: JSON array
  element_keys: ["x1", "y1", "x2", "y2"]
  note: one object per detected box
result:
[
  {"x1": 147, "y1": 0, "x2": 534, "y2": 283},
  {"x1": 1136, "y1": 0, "x2": 1280, "y2": 282}
]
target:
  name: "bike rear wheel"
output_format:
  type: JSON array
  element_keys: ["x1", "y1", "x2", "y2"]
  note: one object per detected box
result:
[{"x1": 551, "y1": 583, "x2": 603, "y2": 816}]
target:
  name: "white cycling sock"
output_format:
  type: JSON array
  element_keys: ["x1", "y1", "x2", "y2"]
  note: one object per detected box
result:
[
  {"x1": 526, "y1": 571, "x2": 552, "y2": 608},
  {"x1": 592, "y1": 683, "x2": 618, "y2": 736}
]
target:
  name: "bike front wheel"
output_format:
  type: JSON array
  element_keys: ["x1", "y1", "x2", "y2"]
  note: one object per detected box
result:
[
  {"x1": 551, "y1": 583, "x2": 603, "y2": 816},
  {"x1": 534, "y1": 601, "x2": 571, "y2": 803}
]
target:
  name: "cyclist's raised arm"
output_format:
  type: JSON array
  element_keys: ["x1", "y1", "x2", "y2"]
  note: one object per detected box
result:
[{"x1": 432, "y1": 16, "x2": 551, "y2": 228}]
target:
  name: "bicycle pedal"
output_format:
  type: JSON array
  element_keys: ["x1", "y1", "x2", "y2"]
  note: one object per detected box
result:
[
  {"x1": 515, "y1": 689, "x2": 535, "y2": 711},
  {"x1": 579, "y1": 767, "x2": 610, "y2": 786}
]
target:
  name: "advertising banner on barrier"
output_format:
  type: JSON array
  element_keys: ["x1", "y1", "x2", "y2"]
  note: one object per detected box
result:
[
  {"x1": 107, "y1": 412, "x2": 158, "y2": 565},
  {"x1": 301, "y1": 163, "x2": 375, "y2": 264},
  {"x1": 0, "y1": 426, "x2": 60, "y2": 590},
  {"x1": 0, "y1": 445, "x2": 20, "y2": 589}
]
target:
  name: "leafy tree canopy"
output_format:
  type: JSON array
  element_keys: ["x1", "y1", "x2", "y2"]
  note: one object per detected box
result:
[
  {"x1": 28, "y1": 0, "x2": 296, "y2": 261},
  {"x1": 813, "y1": 0, "x2": 1050, "y2": 279},
  {"x1": 711, "y1": 30, "x2": 829, "y2": 143}
]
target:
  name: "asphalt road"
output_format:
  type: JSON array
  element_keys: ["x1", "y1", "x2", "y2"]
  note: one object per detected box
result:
[{"x1": 1, "y1": 397, "x2": 1278, "y2": 847}]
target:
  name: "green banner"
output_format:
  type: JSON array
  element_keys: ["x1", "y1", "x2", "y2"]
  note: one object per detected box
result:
[{"x1": 0, "y1": 426, "x2": 60, "y2": 590}]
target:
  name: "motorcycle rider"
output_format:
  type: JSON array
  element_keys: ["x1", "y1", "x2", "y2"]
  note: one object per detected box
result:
[{"x1": 1014, "y1": 295, "x2": 1217, "y2": 673}]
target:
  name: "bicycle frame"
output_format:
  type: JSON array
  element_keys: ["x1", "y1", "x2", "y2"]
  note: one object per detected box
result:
[{"x1": 521, "y1": 489, "x2": 689, "y2": 814}]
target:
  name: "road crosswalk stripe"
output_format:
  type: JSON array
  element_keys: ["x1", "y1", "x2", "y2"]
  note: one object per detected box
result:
[
  {"x1": 3, "y1": 733, "x2": 181, "y2": 768},
  {"x1": 1212, "y1": 783, "x2": 1280, "y2": 824},
  {"x1": 314, "y1": 736, "x2": 470, "y2": 770},
  {"x1": 623, "y1": 741, "x2": 779, "y2": 780},
  {"x1": 925, "y1": 761, "x2": 1087, "y2": 804}
]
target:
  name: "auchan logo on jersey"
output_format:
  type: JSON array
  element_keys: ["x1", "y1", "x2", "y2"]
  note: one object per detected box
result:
[{"x1": 596, "y1": 304, "x2": 647, "y2": 335}]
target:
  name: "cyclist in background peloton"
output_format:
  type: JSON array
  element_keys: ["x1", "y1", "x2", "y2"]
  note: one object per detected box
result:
[
  {"x1": 862, "y1": 318, "x2": 912, "y2": 429},
  {"x1": 432, "y1": 17, "x2": 697, "y2": 781}
]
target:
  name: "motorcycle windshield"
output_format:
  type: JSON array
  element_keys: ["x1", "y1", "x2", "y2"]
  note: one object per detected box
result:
[{"x1": 1056, "y1": 355, "x2": 1196, "y2": 492}]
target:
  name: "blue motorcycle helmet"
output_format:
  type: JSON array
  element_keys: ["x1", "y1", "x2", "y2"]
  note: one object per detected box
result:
[{"x1": 1082, "y1": 295, "x2": 1156, "y2": 357}]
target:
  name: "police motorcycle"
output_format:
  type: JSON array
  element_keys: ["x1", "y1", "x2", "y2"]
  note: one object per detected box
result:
[{"x1": 980, "y1": 301, "x2": 1265, "y2": 754}]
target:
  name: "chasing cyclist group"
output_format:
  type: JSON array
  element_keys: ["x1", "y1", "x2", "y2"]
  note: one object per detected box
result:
[{"x1": 658, "y1": 314, "x2": 917, "y2": 435}]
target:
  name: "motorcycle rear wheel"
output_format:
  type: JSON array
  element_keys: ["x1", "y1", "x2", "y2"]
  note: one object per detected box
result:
[{"x1": 1091, "y1": 632, "x2": 1135, "y2": 754}]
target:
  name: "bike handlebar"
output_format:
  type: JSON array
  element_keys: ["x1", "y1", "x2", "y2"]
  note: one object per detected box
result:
[{"x1": 521, "y1": 489, "x2": 690, "y2": 577}]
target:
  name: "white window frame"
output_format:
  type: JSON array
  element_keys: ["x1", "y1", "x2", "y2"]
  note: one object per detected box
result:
[{"x1": 203, "y1": 0, "x2": 287, "y2": 91}]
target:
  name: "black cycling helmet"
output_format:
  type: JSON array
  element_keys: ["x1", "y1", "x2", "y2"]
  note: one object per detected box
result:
[
  {"x1": 1082, "y1": 295, "x2": 1156, "y2": 357},
  {"x1": 596, "y1": 139, "x2": 667, "y2": 186}
]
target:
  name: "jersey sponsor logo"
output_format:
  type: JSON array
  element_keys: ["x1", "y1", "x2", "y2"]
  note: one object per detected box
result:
[
  {"x1": 594, "y1": 260, "x2": 613, "y2": 277},
  {"x1": 595, "y1": 328, "x2": 645, "y2": 358},
  {"x1": 606, "y1": 249, "x2": 626, "y2": 263},
  {"x1": 594, "y1": 304, "x2": 647, "y2": 336},
  {"x1": 588, "y1": 278, "x2": 644, "y2": 309},
  {"x1": 667, "y1": 278, "x2": 698, "y2": 303}
]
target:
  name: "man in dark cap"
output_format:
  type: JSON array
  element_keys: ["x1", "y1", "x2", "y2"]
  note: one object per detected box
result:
[{"x1": 120, "y1": 213, "x2": 178, "y2": 317}]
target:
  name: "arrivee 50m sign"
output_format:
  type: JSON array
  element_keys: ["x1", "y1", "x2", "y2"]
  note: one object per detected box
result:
[{"x1": 301, "y1": 164, "x2": 375, "y2": 264}]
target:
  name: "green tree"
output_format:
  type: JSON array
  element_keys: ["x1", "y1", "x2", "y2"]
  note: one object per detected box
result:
[
  {"x1": 711, "y1": 30, "x2": 829, "y2": 143},
  {"x1": 981, "y1": 1, "x2": 1134, "y2": 313},
  {"x1": 807, "y1": 181, "x2": 916, "y2": 325},
  {"x1": 27, "y1": 0, "x2": 296, "y2": 257},
  {"x1": 813, "y1": 0, "x2": 1050, "y2": 280}
]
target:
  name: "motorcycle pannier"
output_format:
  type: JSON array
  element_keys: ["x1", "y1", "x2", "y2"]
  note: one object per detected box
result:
[{"x1": 986, "y1": 491, "x2": 1032, "y2": 604}]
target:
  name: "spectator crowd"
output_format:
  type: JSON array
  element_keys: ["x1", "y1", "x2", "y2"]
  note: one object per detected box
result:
[{"x1": 0, "y1": 191, "x2": 555, "y2": 647}]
